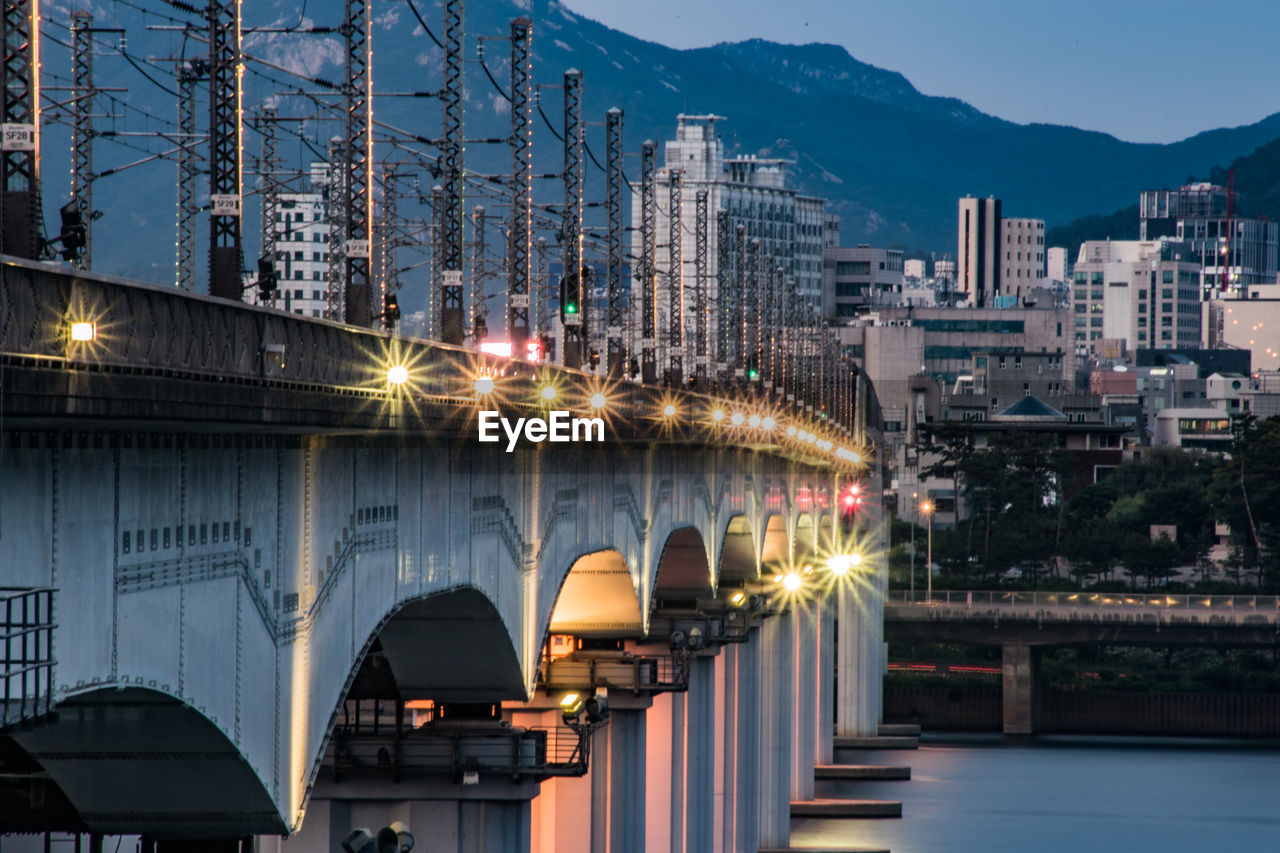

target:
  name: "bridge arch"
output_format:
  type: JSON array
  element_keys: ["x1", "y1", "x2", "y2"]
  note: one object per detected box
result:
[
  {"x1": 4, "y1": 686, "x2": 285, "y2": 837},
  {"x1": 650, "y1": 525, "x2": 715, "y2": 605},
  {"x1": 542, "y1": 548, "x2": 644, "y2": 642}
]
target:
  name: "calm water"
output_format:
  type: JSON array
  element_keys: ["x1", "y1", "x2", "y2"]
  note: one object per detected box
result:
[{"x1": 795, "y1": 734, "x2": 1280, "y2": 853}]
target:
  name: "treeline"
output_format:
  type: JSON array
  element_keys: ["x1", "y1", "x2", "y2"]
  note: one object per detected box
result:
[{"x1": 888, "y1": 416, "x2": 1280, "y2": 591}]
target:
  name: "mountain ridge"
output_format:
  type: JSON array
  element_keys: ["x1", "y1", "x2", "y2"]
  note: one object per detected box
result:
[{"x1": 34, "y1": 0, "x2": 1280, "y2": 292}]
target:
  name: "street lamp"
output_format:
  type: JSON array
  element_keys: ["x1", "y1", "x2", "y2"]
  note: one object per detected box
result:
[
  {"x1": 920, "y1": 498, "x2": 934, "y2": 602},
  {"x1": 910, "y1": 491, "x2": 917, "y2": 601}
]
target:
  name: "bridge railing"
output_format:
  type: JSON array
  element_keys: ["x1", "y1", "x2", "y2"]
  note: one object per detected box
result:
[
  {"x1": 1, "y1": 256, "x2": 863, "y2": 469},
  {"x1": 1, "y1": 587, "x2": 55, "y2": 728},
  {"x1": 888, "y1": 590, "x2": 1280, "y2": 612}
]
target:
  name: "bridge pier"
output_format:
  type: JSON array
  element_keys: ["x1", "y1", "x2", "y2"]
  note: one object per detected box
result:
[
  {"x1": 283, "y1": 778, "x2": 538, "y2": 853},
  {"x1": 1002, "y1": 643, "x2": 1042, "y2": 737},
  {"x1": 757, "y1": 608, "x2": 795, "y2": 849}
]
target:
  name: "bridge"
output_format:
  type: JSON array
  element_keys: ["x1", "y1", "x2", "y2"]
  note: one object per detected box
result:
[
  {"x1": 885, "y1": 590, "x2": 1280, "y2": 736},
  {"x1": 0, "y1": 257, "x2": 888, "y2": 853}
]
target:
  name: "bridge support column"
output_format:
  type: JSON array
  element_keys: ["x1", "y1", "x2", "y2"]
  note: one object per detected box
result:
[
  {"x1": 758, "y1": 609, "x2": 794, "y2": 849},
  {"x1": 608, "y1": 709, "x2": 646, "y2": 853},
  {"x1": 735, "y1": 629, "x2": 760, "y2": 853},
  {"x1": 815, "y1": 596, "x2": 835, "y2": 765},
  {"x1": 837, "y1": 584, "x2": 877, "y2": 737},
  {"x1": 284, "y1": 783, "x2": 536, "y2": 853},
  {"x1": 791, "y1": 599, "x2": 817, "y2": 801},
  {"x1": 1002, "y1": 643, "x2": 1041, "y2": 737},
  {"x1": 685, "y1": 655, "x2": 716, "y2": 852}
]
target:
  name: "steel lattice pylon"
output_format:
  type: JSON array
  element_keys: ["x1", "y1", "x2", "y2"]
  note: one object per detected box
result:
[
  {"x1": 438, "y1": 0, "x2": 464, "y2": 343},
  {"x1": 666, "y1": 168, "x2": 683, "y2": 382},
  {"x1": 257, "y1": 105, "x2": 278, "y2": 302},
  {"x1": 747, "y1": 238, "x2": 761, "y2": 381},
  {"x1": 69, "y1": 9, "x2": 92, "y2": 268},
  {"x1": 471, "y1": 204, "x2": 486, "y2": 342},
  {"x1": 507, "y1": 17, "x2": 532, "y2": 353},
  {"x1": 325, "y1": 135, "x2": 346, "y2": 319},
  {"x1": 378, "y1": 161, "x2": 399, "y2": 328},
  {"x1": 733, "y1": 224, "x2": 746, "y2": 373},
  {"x1": 715, "y1": 209, "x2": 730, "y2": 371},
  {"x1": 694, "y1": 189, "x2": 708, "y2": 380},
  {"x1": 2, "y1": 0, "x2": 41, "y2": 260},
  {"x1": 560, "y1": 68, "x2": 584, "y2": 368},
  {"x1": 206, "y1": 0, "x2": 242, "y2": 299},
  {"x1": 639, "y1": 140, "x2": 656, "y2": 382},
  {"x1": 174, "y1": 60, "x2": 202, "y2": 290},
  {"x1": 604, "y1": 107, "x2": 623, "y2": 377},
  {"x1": 343, "y1": 0, "x2": 373, "y2": 326}
]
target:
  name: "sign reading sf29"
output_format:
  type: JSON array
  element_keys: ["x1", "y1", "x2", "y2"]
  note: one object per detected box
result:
[{"x1": 478, "y1": 410, "x2": 605, "y2": 452}]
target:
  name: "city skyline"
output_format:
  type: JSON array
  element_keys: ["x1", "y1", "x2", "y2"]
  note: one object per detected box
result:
[{"x1": 561, "y1": 0, "x2": 1280, "y2": 145}]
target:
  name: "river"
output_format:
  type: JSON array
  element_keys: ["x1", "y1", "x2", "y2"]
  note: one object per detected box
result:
[{"x1": 794, "y1": 734, "x2": 1280, "y2": 853}]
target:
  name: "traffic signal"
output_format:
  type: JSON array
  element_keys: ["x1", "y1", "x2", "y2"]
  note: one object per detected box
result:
[
  {"x1": 57, "y1": 202, "x2": 86, "y2": 261},
  {"x1": 628, "y1": 357, "x2": 640, "y2": 379},
  {"x1": 589, "y1": 348, "x2": 600, "y2": 370},
  {"x1": 746, "y1": 351, "x2": 760, "y2": 382},
  {"x1": 474, "y1": 313, "x2": 488, "y2": 342},
  {"x1": 559, "y1": 273, "x2": 580, "y2": 322},
  {"x1": 384, "y1": 291, "x2": 401, "y2": 325},
  {"x1": 255, "y1": 254, "x2": 277, "y2": 301}
]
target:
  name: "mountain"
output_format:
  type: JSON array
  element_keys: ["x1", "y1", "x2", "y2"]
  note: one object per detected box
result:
[{"x1": 33, "y1": 0, "x2": 1280, "y2": 299}]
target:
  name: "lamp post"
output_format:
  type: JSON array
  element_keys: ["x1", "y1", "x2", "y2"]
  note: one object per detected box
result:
[
  {"x1": 910, "y1": 491, "x2": 917, "y2": 602},
  {"x1": 921, "y1": 498, "x2": 934, "y2": 603}
]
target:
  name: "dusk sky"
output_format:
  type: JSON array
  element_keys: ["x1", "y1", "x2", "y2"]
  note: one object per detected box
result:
[{"x1": 561, "y1": 0, "x2": 1280, "y2": 145}]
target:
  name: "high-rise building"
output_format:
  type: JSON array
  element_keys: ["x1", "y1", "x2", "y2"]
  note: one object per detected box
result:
[
  {"x1": 632, "y1": 115, "x2": 829, "y2": 373},
  {"x1": 1000, "y1": 216, "x2": 1046, "y2": 300},
  {"x1": 958, "y1": 196, "x2": 1046, "y2": 306},
  {"x1": 1071, "y1": 239, "x2": 1201, "y2": 352},
  {"x1": 248, "y1": 161, "x2": 333, "y2": 317},
  {"x1": 1139, "y1": 183, "x2": 1279, "y2": 289},
  {"x1": 958, "y1": 196, "x2": 1001, "y2": 307}
]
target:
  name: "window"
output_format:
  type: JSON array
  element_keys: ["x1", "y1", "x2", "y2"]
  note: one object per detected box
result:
[
  {"x1": 1161, "y1": 288, "x2": 1173, "y2": 299},
  {"x1": 1162, "y1": 270, "x2": 1173, "y2": 284},
  {"x1": 835, "y1": 260, "x2": 870, "y2": 276},
  {"x1": 1138, "y1": 289, "x2": 1147, "y2": 299}
]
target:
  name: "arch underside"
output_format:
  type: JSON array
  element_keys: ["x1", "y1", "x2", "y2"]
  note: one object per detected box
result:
[
  {"x1": 3, "y1": 688, "x2": 285, "y2": 837},
  {"x1": 374, "y1": 587, "x2": 525, "y2": 702}
]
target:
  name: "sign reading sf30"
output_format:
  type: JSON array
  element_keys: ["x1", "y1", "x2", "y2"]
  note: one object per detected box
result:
[{"x1": 478, "y1": 410, "x2": 605, "y2": 452}]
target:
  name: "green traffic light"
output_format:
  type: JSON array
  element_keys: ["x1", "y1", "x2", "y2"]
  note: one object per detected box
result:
[
  {"x1": 565, "y1": 303, "x2": 578, "y2": 314},
  {"x1": 747, "y1": 369, "x2": 759, "y2": 380}
]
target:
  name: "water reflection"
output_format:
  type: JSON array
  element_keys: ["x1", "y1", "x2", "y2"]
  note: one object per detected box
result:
[{"x1": 795, "y1": 734, "x2": 1280, "y2": 853}]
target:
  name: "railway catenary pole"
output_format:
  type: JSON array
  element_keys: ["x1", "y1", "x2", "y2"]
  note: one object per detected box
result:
[
  {"x1": 605, "y1": 106, "x2": 624, "y2": 377},
  {"x1": 471, "y1": 204, "x2": 486, "y2": 343},
  {"x1": 326, "y1": 135, "x2": 346, "y2": 319},
  {"x1": 639, "y1": 140, "x2": 657, "y2": 382},
  {"x1": 666, "y1": 168, "x2": 684, "y2": 384},
  {"x1": 256, "y1": 106, "x2": 278, "y2": 301},
  {"x1": 174, "y1": 60, "x2": 201, "y2": 289},
  {"x1": 69, "y1": 9, "x2": 93, "y2": 268},
  {"x1": 2, "y1": 0, "x2": 42, "y2": 260},
  {"x1": 733, "y1": 224, "x2": 746, "y2": 376},
  {"x1": 438, "y1": 0, "x2": 465, "y2": 343},
  {"x1": 560, "y1": 68, "x2": 584, "y2": 368},
  {"x1": 507, "y1": 16, "x2": 532, "y2": 354},
  {"x1": 715, "y1": 209, "x2": 730, "y2": 378},
  {"x1": 342, "y1": 0, "x2": 374, "y2": 326},
  {"x1": 206, "y1": 0, "x2": 243, "y2": 300},
  {"x1": 694, "y1": 188, "x2": 708, "y2": 384},
  {"x1": 379, "y1": 162, "x2": 400, "y2": 329}
]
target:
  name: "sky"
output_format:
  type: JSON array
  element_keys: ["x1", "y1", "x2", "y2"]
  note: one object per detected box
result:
[{"x1": 560, "y1": 0, "x2": 1280, "y2": 144}]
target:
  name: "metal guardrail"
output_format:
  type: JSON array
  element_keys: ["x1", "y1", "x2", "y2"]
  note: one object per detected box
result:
[
  {"x1": 539, "y1": 651, "x2": 689, "y2": 695},
  {"x1": 1, "y1": 587, "x2": 56, "y2": 728},
  {"x1": 888, "y1": 590, "x2": 1280, "y2": 611},
  {"x1": 327, "y1": 723, "x2": 593, "y2": 780}
]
